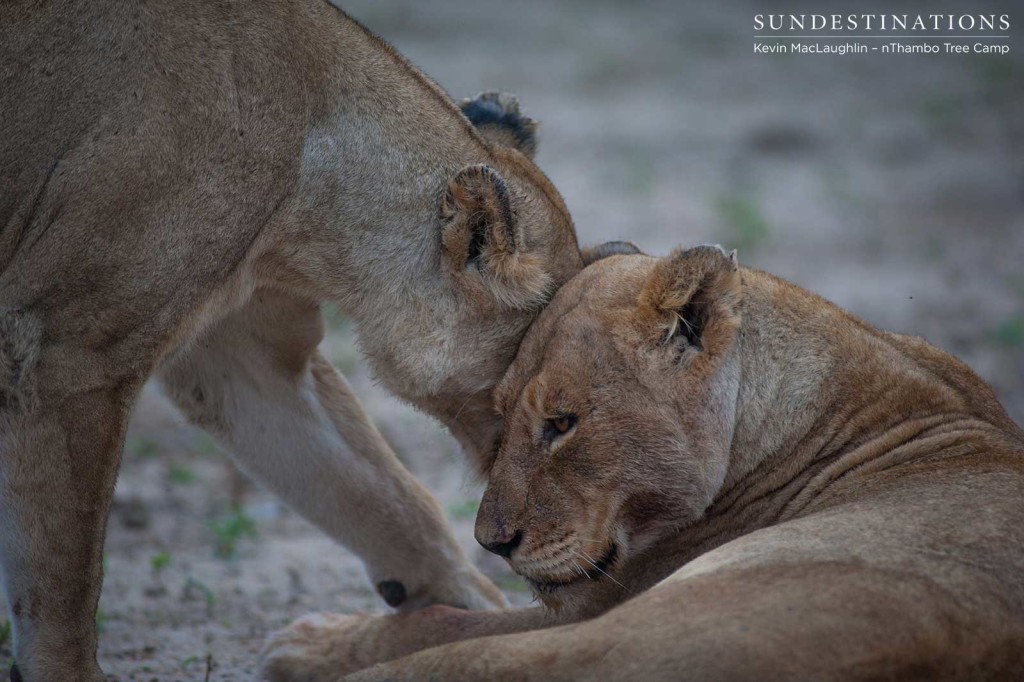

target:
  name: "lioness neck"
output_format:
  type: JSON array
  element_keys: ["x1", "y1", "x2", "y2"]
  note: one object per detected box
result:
[
  {"x1": 720, "y1": 268, "x2": 1021, "y2": 527},
  {"x1": 253, "y1": 2, "x2": 496, "y2": 311},
  {"x1": 614, "y1": 269, "x2": 1023, "y2": 609}
]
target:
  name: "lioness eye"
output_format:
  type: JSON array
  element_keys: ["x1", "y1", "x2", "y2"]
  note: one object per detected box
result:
[{"x1": 543, "y1": 414, "x2": 578, "y2": 443}]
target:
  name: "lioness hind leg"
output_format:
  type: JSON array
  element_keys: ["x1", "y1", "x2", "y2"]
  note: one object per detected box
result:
[
  {"x1": 158, "y1": 290, "x2": 505, "y2": 613},
  {"x1": 0, "y1": 311, "x2": 133, "y2": 682}
]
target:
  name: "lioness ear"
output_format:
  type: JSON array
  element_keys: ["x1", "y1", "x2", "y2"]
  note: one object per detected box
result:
[
  {"x1": 637, "y1": 245, "x2": 741, "y2": 355},
  {"x1": 460, "y1": 92, "x2": 538, "y2": 159},
  {"x1": 581, "y1": 240, "x2": 642, "y2": 266},
  {"x1": 440, "y1": 164, "x2": 551, "y2": 308}
]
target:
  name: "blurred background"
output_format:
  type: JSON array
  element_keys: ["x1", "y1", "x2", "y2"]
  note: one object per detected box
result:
[{"x1": 15, "y1": 1, "x2": 1020, "y2": 678}]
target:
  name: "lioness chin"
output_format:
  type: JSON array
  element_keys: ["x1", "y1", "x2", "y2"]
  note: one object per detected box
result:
[
  {"x1": 0, "y1": 1, "x2": 588, "y2": 679},
  {"x1": 264, "y1": 245, "x2": 1024, "y2": 681}
]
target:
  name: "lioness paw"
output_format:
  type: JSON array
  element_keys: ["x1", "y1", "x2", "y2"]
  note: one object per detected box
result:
[{"x1": 261, "y1": 612, "x2": 371, "y2": 682}]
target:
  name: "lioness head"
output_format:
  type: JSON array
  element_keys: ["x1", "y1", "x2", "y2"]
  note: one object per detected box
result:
[
  {"x1": 377, "y1": 95, "x2": 637, "y2": 468},
  {"x1": 425, "y1": 154, "x2": 575, "y2": 462},
  {"x1": 476, "y1": 246, "x2": 743, "y2": 608}
]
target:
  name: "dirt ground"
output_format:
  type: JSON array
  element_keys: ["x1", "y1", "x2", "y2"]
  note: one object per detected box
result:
[{"x1": 3, "y1": 1, "x2": 1021, "y2": 679}]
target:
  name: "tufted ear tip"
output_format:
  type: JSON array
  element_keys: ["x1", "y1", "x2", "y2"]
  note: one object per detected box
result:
[
  {"x1": 460, "y1": 91, "x2": 538, "y2": 158},
  {"x1": 581, "y1": 240, "x2": 642, "y2": 266}
]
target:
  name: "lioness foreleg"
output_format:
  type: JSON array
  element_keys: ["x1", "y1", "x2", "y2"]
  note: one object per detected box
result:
[
  {"x1": 345, "y1": 489, "x2": 1024, "y2": 681},
  {"x1": 159, "y1": 291, "x2": 504, "y2": 612},
  {"x1": 0, "y1": 314, "x2": 135, "y2": 682},
  {"x1": 343, "y1": 564, "x2": 1014, "y2": 682},
  {"x1": 260, "y1": 605, "x2": 553, "y2": 680}
]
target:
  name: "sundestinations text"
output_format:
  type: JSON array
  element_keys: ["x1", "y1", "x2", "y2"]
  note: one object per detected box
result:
[{"x1": 754, "y1": 14, "x2": 1010, "y2": 32}]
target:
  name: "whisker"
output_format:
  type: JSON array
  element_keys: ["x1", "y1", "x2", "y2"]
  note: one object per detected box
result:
[
  {"x1": 572, "y1": 550, "x2": 628, "y2": 591},
  {"x1": 584, "y1": 554, "x2": 628, "y2": 592},
  {"x1": 452, "y1": 391, "x2": 478, "y2": 422}
]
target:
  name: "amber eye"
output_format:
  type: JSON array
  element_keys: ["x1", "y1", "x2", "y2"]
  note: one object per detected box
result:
[
  {"x1": 543, "y1": 414, "x2": 578, "y2": 443},
  {"x1": 553, "y1": 416, "x2": 574, "y2": 433}
]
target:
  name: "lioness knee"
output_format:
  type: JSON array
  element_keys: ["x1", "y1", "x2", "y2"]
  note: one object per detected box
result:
[{"x1": 0, "y1": 308, "x2": 42, "y2": 415}]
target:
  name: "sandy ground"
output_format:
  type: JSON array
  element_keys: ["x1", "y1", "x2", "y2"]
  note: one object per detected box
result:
[{"x1": 2, "y1": 1, "x2": 1021, "y2": 679}]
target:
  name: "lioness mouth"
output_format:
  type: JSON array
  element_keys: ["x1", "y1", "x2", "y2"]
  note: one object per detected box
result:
[{"x1": 527, "y1": 543, "x2": 619, "y2": 594}]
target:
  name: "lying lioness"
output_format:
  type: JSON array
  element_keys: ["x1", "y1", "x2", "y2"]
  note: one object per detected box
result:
[{"x1": 264, "y1": 246, "x2": 1024, "y2": 680}]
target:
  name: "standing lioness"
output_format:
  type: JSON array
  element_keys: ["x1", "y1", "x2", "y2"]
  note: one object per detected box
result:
[
  {"x1": 0, "y1": 1, "x2": 584, "y2": 679},
  {"x1": 265, "y1": 246, "x2": 1024, "y2": 680}
]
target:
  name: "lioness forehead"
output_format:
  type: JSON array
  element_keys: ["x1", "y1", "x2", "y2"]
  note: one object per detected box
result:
[{"x1": 495, "y1": 254, "x2": 654, "y2": 414}]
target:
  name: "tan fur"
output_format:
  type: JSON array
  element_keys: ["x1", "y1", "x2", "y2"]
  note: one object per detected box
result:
[
  {"x1": 0, "y1": 1, "x2": 584, "y2": 679},
  {"x1": 264, "y1": 247, "x2": 1024, "y2": 681}
]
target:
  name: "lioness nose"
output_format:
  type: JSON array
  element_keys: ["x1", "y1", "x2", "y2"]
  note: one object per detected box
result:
[{"x1": 480, "y1": 529, "x2": 523, "y2": 558}]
